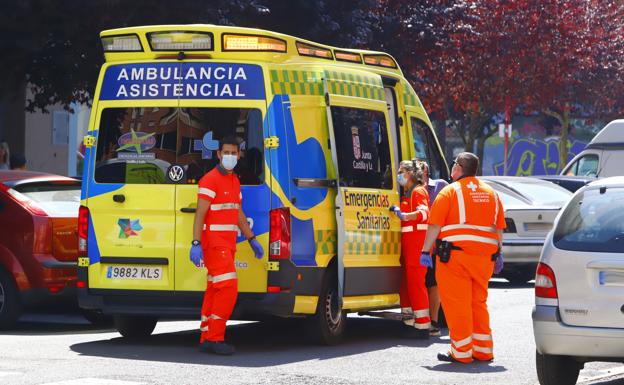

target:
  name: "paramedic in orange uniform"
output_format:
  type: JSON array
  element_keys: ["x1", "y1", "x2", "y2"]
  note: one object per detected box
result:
[
  {"x1": 189, "y1": 136, "x2": 264, "y2": 355},
  {"x1": 420, "y1": 152, "x2": 505, "y2": 363},
  {"x1": 390, "y1": 159, "x2": 431, "y2": 339}
]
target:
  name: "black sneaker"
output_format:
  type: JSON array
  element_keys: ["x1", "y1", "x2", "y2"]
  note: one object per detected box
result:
[
  {"x1": 402, "y1": 326, "x2": 430, "y2": 339},
  {"x1": 429, "y1": 321, "x2": 441, "y2": 337},
  {"x1": 199, "y1": 341, "x2": 236, "y2": 355},
  {"x1": 437, "y1": 351, "x2": 460, "y2": 363}
]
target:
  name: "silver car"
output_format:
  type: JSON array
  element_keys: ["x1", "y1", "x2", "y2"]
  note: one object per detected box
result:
[
  {"x1": 481, "y1": 177, "x2": 572, "y2": 283},
  {"x1": 533, "y1": 177, "x2": 624, "y2": 385}
]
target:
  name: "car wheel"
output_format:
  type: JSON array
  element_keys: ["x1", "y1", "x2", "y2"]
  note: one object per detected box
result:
[
  {"x1": 307, "y1": 268, "x2": 346, "y2": 345},
  {"x1": 503, "y1": 269, "x2": 535, "y2": 284},
  {"x1": 81, "y1": 309, "x2": 114, "y2": 327},
  {"x1": 114, "y1": 315, "x2": 157, "y2": 340},
  {"x1": 0, "y1": 269, "x2": 22, "y2": 330},
  {"x1": 536, "y1": 350, "x2": 582, "y2": 385}
]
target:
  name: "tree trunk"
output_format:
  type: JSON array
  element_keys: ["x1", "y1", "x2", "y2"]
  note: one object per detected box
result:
[
  {"x1": 476, "y1": 134, "x2": 487, "y2": 175},
  {"x1": 558, "y1": 103, "x2": 571, "y2": 171}
]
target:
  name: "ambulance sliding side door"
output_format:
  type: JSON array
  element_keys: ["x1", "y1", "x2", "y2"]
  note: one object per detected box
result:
[
  {"x1": 406, "y1": 107, "x2": 449, "y2": 181},
  {"x1": 323, "y1": 69, "x2": 402, "y2": 307}
]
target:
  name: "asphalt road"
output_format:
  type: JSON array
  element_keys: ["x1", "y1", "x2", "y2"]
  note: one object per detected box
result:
[{"x1": 1, "y1": 279, "x2": 623, "y2": 385}]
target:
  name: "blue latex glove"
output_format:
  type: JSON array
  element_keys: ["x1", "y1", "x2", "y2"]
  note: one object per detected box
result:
[
  {"x1": 249, "y1": 238, "x2": 264, "y2": 259},
  {"x1": 389, "y1": 205, "x2": 406, "y2": 221},
  {"x1": 190, "y1": 244, "x2": 203, "y2": 267},
  {"x1": 494, "y1": 252, "x2": 504, "y2": 274},
  {"x1": 420, "y1": 251, "x2": 433, "y2": 268}
]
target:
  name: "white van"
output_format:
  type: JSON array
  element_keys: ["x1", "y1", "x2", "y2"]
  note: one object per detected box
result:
[{"x1": 562, "y1": 120, "x2": 624, "y2": 177}]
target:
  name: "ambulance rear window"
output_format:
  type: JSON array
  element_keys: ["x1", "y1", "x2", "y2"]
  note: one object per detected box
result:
[{"x1": 94, "y1": 107, "x2": 264, "y2": 185}]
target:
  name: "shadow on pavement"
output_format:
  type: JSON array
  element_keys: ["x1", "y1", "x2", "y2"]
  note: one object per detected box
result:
[
  {"x1": 488, "y1": 280, "x2": 534, "y2": 290},
  {"x1": 424, "y1": 362, "x2": 507, "y2": 374},
  {"x1": 70, "y1": 317, "x2": 441, "y2": 367}
]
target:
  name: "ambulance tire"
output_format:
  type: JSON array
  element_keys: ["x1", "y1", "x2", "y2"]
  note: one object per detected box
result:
[
  {"x1": 114, "y1": 315, "x2": 157, "y2": 340},
  {"x1": 536, "y1": 350, "x2": 581, "y2": 385},
  {"x1": 0, "y1": 268, "x2": 22, "y2": 330},
  {"x1": 307, "y1": 268, "x2": 346, "y2": 346}
]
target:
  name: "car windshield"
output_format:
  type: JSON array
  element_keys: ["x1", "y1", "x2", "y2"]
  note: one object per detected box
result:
[
  {"x1": 13, "y1": 181, "x2": 81, "y2": 217},
  {"x1": 501, "y1": 180, "x2": 571, "y2": 206},
  {"x1": 488, "y1": 184, "x2": 528, "y2": 206},
  {"x1": 554, "y1": 187, "x2": 624, "y2": 253}
]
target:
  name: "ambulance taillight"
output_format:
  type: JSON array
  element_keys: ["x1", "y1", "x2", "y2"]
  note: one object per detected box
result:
[
  {"x1": 78, "y1": 205, "x2": 89, "y2": 254},
  {"x1": 269, "y1": 207, "x2": 291, "y2": 259}
]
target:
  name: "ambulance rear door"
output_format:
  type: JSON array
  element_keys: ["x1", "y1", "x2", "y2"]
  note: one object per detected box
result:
[
  {"x1": 173, "y1": 62, "x2": 270, "y2": 294},
  {"x1": 323, "y1": 69, "x2": 402, "y2": 305},
  {"x1": 87, "y1": 62, "x2": 179, "y2": 291}
]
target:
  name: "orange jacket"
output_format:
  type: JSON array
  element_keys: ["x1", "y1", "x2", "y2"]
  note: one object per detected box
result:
[{"x1": 400, "y1": 185, "x2": 429, "y2": 257}]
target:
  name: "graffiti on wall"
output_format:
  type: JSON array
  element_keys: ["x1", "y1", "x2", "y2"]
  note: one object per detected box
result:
[{"x1": 493, "y1": 137, "x2": 587, "y2": 176}]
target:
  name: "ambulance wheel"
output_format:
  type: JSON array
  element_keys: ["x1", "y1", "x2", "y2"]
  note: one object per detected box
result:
[
  {"x1": 0, "y1": 268, "x2": 22, "y2": 330},
  {"x1": 114, "y1": 315, "x2": 157, "y2": 339},
  {"x1": 81, "y1": 309, "x2": 113, "y2": 327},
  {"x1": 536, "y1": 351, "x2": 582, "y2": 385},
  {"x1": 308, "y1": 268, "x2": 346, "y2": 345}
]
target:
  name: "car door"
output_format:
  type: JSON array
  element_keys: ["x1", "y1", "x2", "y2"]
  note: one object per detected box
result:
[
  {"x1": 550, "y1": 185, "x2": 624, "y2": 328},
  {"x1": 173, "y1": 61, "x2": 269, "y2": 293},
  {"x1": 323, "y1": 69, "x2": 402, "y2": 302},
  {"x1": 87, "y1": 100, "x2": 178, "y2": 291}
]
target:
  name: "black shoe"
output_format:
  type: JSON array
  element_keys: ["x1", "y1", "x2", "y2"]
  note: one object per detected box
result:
[
  {"x1": 199, "y1": 341, "x2": 236, "y2": 355},
  {"x1": 402, "y1": 326, "x2": 430, "y2": 339},
  {"x1": 429, "y1": 321, "x2": 441, "y2": 337},
  {"x1": 437, "y1": 351, "x2": 460, "y2": 363}
]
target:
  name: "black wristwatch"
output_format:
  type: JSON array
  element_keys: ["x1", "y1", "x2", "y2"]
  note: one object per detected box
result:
[{"x1": 192, "y1": 240, "x2": 201, "y2": 246}]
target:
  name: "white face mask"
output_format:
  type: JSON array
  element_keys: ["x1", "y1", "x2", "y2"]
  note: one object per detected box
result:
[
  {"x1": 221, "y1": 154, "x2": 238, "y2": 170},
  {"x1": 397, "y1": 173, "x2": 407, "y2": 187}
]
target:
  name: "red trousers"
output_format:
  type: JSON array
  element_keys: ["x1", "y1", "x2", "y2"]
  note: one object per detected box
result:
[
  {"x1": 436, "y1": 251, "x2": 495, "y2": 362},
  {"x1": 199, "y1": 246, "x2": 238, "y2": 343},
  {"x1": 400, "y1": 254, "x2": 430, "y2": 329}
]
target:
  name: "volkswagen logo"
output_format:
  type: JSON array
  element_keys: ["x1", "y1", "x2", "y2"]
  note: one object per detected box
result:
[{"x1": 167, "y1": 165, "x2": 185, "y2": 183}]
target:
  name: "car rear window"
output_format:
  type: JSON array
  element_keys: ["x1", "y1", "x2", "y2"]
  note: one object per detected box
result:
[
  {"x1": 502, "y1": 180, "x2": 571, "y2": 206},
  {"x1": 553, "y1": 187, "x2": 624, "y2": 253},
  {"x1": 13, "y1": 181, "x2": 81, "y2": 217},
  {"x1": 94, "y1": 107, "x2": 264, "y2": 185}
]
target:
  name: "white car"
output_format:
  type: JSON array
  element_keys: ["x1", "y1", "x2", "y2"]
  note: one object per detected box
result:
[
  {"x1": 533, "y1": 177, "x2": 624, "y2": 385},
  {"x1": 482, "y1": 177, "x2": 572, "y2": 283}
]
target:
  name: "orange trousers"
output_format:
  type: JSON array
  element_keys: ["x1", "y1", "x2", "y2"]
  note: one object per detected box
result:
[
  {"x1": 436, "y1": 251, "x2": 495, "y2": 363},
  {"x1": 400, "y1": 254, "x2": 430, "y2": 329},
  {"x1": 199, "y1": 246, "x2": 238, "y2": 343}
]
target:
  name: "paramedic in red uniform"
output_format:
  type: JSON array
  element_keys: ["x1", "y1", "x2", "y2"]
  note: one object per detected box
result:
[
  {"x1": 189, "y1": 136, "x2": 263, "y2": 355},
  {"x1": 390, "y1": 159, "x2": 431, "y2": 339}
]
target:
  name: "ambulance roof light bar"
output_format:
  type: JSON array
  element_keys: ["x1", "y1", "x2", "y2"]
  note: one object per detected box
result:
[
  {"x1": 363, "y1": 54, "x2": 398, "y2": 68},
  {"x1": 222, "y1": 33, "x2": 287, "y2": 52},
  {"x1": 334, "y1": 50, "x2": 362, "y2": 63},
  {"x1": 296, "y1": 41, "x2": 333, "y2": 60},
  {"x1": 102, "y1": 34, "x2": 143, "y2": 52},
  {"x1": 147, "y1": 31, "x2": 214, "y2": 51}
]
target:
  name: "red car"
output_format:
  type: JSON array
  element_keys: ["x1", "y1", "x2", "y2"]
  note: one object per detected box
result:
[{"x1": 0, "y1": 171, "x2": 81, "y2": 329}]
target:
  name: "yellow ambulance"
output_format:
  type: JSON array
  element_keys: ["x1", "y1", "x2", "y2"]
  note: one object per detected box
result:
[{"x1": 77, "y1": 24, "x2": 448, "y2": 344}]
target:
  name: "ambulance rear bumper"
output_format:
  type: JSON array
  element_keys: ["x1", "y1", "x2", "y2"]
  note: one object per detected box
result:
[{"x1": 78, "y1": 288, "x2": 296, "y2": 319}]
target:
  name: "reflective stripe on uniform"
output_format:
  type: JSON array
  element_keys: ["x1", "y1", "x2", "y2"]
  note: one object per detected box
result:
[
  {"x1": 493, "y1": 191, "x2": 499, "y2": 225},
  {"x1": 443, "y1": 234, "x2": 499, "y2": 245},
  {"x1": 198, "y1": 187, "x2": 216, "y2": 198},
  {"x1": 473, "y1": 333, "x2": 493, "y2": 341},
  {"x1": 416, "y1": 224, "x2": 428, "y2": 231},
  {"x1": 401, "y1": 226, "x2": 414, "y2": 233},
  {"x1": 441, "y1": 224, "x2": 497, "y2": 233},
  {"x1": 201, "y1": 315, "x2": 209, "y2": 322},
  {"x1": 210, "y1": 203, "x2": 240, "y2": 211},
  {"x1": 413, "y1": 322, "x2": 431, "y2": 330},
  {"x1": 401, "y1": 307, "x2": 413, "y2": 313},
  {"x1": 414, "y1": 309, "x2": 430, "y2": 318},
  {"x1": 473, "y1": 345, "x2": 493, "y2": 354},
  {"x1": 452, "y1": 183, "x2": 466, "y2": 224},
  {"x1": 209, "y1": 314, "x2": 223, "y2": 320},
  {"x1": 211, "y1": 271, "x2": 237, "y2": 283},
  {"x1": 200, "y1": 326, "x2": 209, "y2": 332},
  {"x1": 451, "y1": 347, "x2": 473, "y2": 359},
  {"x1": 209, "y1": 224, "x2": 239, "y2": 232},
  {"x1": 452, "y1": 335, "x2": 472, "y2": 348},
  {"x1": 207, "y1": 274, "x2": 212, "y2": 282}
]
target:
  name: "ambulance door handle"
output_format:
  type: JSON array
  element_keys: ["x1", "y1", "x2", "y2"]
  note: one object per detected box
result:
[
  {"x1": 181, "y1": 207, "x2": 196, "y2": 213},
  {"x1": 113, "y1": 194, "x2": 125, "y2": 203}
]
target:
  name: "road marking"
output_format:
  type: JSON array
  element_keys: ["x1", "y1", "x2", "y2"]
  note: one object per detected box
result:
[
  {"x1": 40, "y1": 379, "x2": 145, "y2": 385},
  {"x1": 578, "y1": 366, "x2": 624, "y2": 384}
]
